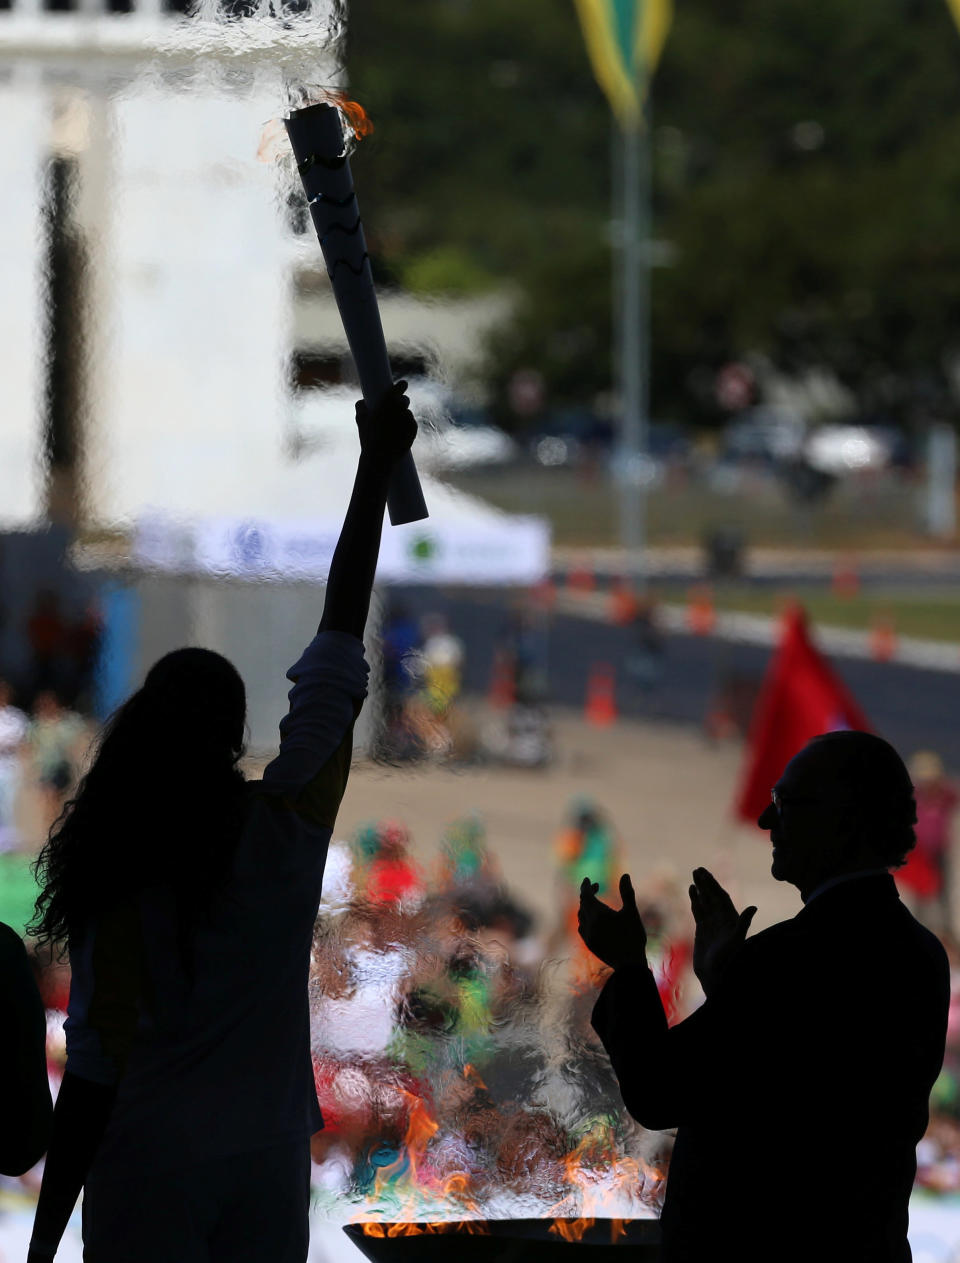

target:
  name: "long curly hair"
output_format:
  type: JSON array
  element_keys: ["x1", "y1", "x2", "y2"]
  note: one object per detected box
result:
[{"x1": 29, "y1": 648, "x2": 249, "y2": 962}]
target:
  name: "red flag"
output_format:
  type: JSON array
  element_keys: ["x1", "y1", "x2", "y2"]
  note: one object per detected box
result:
[{"x1": 734, "y1": 604, "x2": 871, "y2": 824}]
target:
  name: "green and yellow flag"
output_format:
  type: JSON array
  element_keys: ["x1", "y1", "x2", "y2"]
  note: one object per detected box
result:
[
  {"x1": 947, "y1": 0, "x2": 960, "y2": 33},
  {"x1": 574, "y1": 0, "x2": 673, "y2": 127}
]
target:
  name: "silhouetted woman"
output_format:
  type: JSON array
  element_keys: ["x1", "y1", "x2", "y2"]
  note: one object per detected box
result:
[{"x1": 26, "y1": 386, "x2": 416, "y2": 1263}]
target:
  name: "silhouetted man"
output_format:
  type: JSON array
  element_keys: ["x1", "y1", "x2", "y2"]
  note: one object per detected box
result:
[{"x1": 579, "y1": 731, "x2": 949, "y2": 1263}]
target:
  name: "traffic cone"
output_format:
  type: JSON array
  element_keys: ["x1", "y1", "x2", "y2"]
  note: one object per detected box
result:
[
  {"x1": 832, "y1": 557, "x2": 860, "y2": 599},
  {"x1": 869, "y1": 615, "x2": 897, "y2": 663},
  {"x1": 705, "y1": 699, "x2": 737, "y2": 742},
  {"x1": 687, "y1": 584, "x2": 717, "y2": 635},
  {"x1": 567, "y1": 563, "x2": 596, "y2": 594},
  {"x1": 488, "y1": 650, "x2": 516, "y2": 709},
  {"x1": 531, "y1": 576, "x2": 557, "y2": 610},
  {"x1": 609, "y1": 578, "x2": 640, "y2": 625},
  {"x1": 585, "y1": 662, "x2": 617, "y2": 726}
]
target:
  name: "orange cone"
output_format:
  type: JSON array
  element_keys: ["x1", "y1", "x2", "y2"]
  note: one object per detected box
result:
[
  {"x1": 705, "y1": 700, "x2": 737, "y2": 741},
  {"x1": 488, "y1": 650, "x2": 516, "y2": 708},
  {"x1": 609, "y1": 579, "x2": 640, "y2": 625},
  {"x1": 869, "y1": 615, "x2": 897, "y2": 663},
  {"x1": 832, "y1": 557, "x2": 860, "y2": 599},
  {"x1": 687, "y1": 584, "x2": 717, "y2": 635},
  {"x1": 567, "y1": 564, "x2": 596, "y2": 594},
  {"x1": 531, "y1": 577, "x2": 556, "y2": 610},
  {"x1": 585, "y1": 662, "x2": 617, "y2": 726}
]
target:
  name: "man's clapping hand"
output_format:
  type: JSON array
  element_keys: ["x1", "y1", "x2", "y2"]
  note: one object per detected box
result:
[
  {"x1": 578, "y1": 873, "x2": 648, "y2": 970},
  {"x1": 689, "y1": 867, "x2": 756, "y2": 997}
]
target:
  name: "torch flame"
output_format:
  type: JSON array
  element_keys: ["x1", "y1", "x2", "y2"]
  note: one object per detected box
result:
[{"x1": 327, "y1": 91, "x2": 374, "y2": 141}]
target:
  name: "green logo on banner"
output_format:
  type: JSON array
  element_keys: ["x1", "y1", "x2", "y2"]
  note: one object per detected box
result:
[{"x1": 410, "y1": 535, "x2": 438, "y2": 562}]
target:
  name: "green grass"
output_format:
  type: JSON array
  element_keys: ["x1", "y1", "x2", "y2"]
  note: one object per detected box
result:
[
  {"x1": 446, "y1": 465, "x2": 940, "y2": 550},
  {"x1": 0, "y1": 853, "x2": 39, "y2": 937},
  {"x1": 653, "y1": 583, "x2": 960, "y2": 644}
]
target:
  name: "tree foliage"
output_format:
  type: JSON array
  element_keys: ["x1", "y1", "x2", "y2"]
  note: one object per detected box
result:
[{"x1": 345, "y1": 0, "x2": 960, "y2": 429}]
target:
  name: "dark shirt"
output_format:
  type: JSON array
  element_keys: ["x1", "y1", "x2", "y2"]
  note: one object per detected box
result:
[
  {"x1": 64, "y1": 631, "x2": 368, "y2": 1172},
  {"x1": 592, "y1": 874, "x2": 949, "y2": 1263},
  {"x1": 0, "y1": 921, "x2": 52, "y2": 1175}
]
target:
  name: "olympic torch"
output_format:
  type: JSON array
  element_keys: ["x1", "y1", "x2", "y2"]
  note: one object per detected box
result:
[{"x1": 284, "y1": 101, "x2": 428, "y2": 526}]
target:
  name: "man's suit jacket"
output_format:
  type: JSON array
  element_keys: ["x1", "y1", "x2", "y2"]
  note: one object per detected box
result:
[{"x1": 592, "y1": 874, "x2": 949, "y2": 1263}]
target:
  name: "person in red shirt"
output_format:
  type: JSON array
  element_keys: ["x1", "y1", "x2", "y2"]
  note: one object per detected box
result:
[
  {"x1": 26, "y1": 591, "x2": 68, "y2": 699},
  {"x1": 365, "y1": 821, "x2": 423, "y2": 908},
  {"x1": 898, "y1": 750, "x2": 959, "y2": 934}
]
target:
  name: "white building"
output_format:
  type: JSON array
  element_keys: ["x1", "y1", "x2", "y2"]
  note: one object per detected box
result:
[
  {"x1": 0, "y1": 5, "x2": 546, "y2": 738},
  {"x1": 0, "y1": 0, "x2": 522, "y2": 554}
]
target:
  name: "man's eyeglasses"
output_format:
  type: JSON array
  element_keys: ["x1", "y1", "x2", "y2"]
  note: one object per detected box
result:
[{"x1": 770, "y1": 787, "x2": 821, "y2": 815}]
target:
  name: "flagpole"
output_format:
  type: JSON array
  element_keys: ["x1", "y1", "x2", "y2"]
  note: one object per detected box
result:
[
  {"x1": 574, "y1": 0, "x2": 669, "y2": 590},
  {"x1": 617, "y1": 101, "x2": 650, "y2": 590}
]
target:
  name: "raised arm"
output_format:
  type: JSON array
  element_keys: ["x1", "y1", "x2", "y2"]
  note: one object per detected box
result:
[
  {"x1": 261, "y1": 382, "x2": 417, "y2": 815},
  {"x1": 318, "y1": 381, "x2": 417, "y2": 640}
]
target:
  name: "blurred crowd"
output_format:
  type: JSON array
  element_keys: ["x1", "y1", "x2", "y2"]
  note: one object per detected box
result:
[
  {"x1": 0, "y1": 796, "x2": 680, "y2": 1224},
  {"x1": 305, "y1": 799, "x2": 693, "y2": 1219},
  {"x1": 904, "y1": 752, "x2": 960, "y2": 1194},
  {"x1": 378, "y1": 601, "x2": 554, "y2": 769},
  {"x1": 379, "y1": 605, "x2": 469, "y2": 761},
  {"x1": 3, "y1": 585, "x2": 960, "y2": 1212},
  {"x1": 0, "y1": 586, "x2": 101, "y2": 852},
  {"x1": 0, "y1": 682, "x2": 91, "y2": 854},
  {"x1": 3, "y1": 764, "x2": 960, "y2": 1214}
]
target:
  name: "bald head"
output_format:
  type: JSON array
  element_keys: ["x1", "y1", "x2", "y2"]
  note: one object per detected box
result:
[
  {"x1": 759, "y1": 731, "x2": 918, "y2": 898},
  {"x1": 804, "y1": 731, "x2": 915, "y2": 815}
]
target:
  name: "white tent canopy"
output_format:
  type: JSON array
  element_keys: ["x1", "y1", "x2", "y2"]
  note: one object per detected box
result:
[{"x1": 133, "y1": 436, "x2": 550, "y2": 586}]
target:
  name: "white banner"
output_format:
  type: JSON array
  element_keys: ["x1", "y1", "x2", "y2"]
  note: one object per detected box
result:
[{"x1": 134, "y1": 514, "x2": 551, "y2": 587}]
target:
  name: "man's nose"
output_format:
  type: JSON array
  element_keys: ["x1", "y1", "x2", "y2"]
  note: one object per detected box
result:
[{"x1": 757, "y1": 803, "x2": 776, "y2": 830}]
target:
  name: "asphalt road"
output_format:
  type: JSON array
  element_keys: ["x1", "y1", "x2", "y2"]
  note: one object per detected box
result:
[{"x1": 389, "y1": 586, "x2": 960, "y2": 773}]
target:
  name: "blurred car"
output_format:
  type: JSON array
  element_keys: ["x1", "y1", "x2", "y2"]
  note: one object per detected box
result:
[
  {"x1": 722, "y1": 407, "x2": 805, "y2": 464},
  {"x1": 526, "y1": 409, "x2": 614, "y2": 467},
  {"x1": 646, "y1": 420, "x2": 691, "y2": 462},
  {"x1": 289, "y1": 379, "x2": 518, "y2": 471},
  {"x1": 803, "y1": 424, "x2": 894, "y2": 475},
  {"x1": 416, "y1": 421, "x2": 519, "y2": 472},
  {"x1": 526, "y1": 412, "x2": 689, "y2": 471}
]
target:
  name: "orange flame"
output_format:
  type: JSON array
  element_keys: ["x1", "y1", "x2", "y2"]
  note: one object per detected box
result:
[
  {"x1": 387, "y1": 1222, "x2": 438, "y2": 1237},
  {"x1": 361, "y1": 1218, "x2": 638, "y2": 1242},
  {"x1": 361, "y1": 1219, "x2": 489, "y2": 1238},
  {"x1": 441, "y1": 1172, "x2": 471, "y2": 1199},
  {"x1": 439, "y1": 1171, "x2": 488, "y2": 1225},
  {"x1": 462, "y1": 1062, "x2": 488, "y2": 1091},
  {"x1": 459, "y1": 1220, "x2": 490, "y2": 1235},
  {"x1": 549, "y1": 1217, "x2": 595, "y2": 1243},
  {"x1": 328, "y1": 91, "x2": 374, "y2": 140},
  {"x1": 367, "y1": 1088, "x2": 439, "y2": 1206},
  {"x1": 403, "y1": 1093, "x2": 440, "y2": 1184}
]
